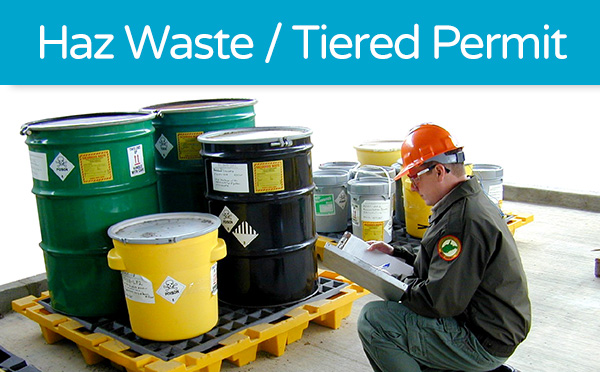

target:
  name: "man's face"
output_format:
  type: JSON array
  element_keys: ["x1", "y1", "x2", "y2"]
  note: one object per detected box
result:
[{"x1": 408, "y1": 164, "x2": 445, "y2": 206}]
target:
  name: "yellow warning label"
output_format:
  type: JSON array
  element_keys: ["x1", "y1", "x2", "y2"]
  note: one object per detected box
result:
[
  {"x1": 253, "y1": 160, "x2": 285, "y2": 193},
  {"x1": 362, "y1": 221, "x2": 384, "y2": 241},
  {"x1": 79, "y1": 150, "x2": 113, "y2": 184},
  {"x1": 177, "y1": 131, "x2": 204, "y2": 160}
]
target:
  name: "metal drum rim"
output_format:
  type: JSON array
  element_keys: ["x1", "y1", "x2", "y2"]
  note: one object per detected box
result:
[
  {"x1": 197, "y1": 126, "x2": 313, "y2": 145},
  {"x1": 20, "y1": 112, "x2": 157, "y2": 135},
  {"x1": 108, "y1": 212, "x2": 221, "y2": 245},
  {"x1": 140, "y1": 98, "x2": 257, "y2": 114}
]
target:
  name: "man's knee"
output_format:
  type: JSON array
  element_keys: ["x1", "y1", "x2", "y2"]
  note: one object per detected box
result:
[{"x1": 358, "y1": 301, "x2": 402, "y2": 339}]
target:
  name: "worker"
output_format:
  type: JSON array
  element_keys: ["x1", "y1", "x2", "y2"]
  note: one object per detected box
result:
[{"x1": 357, "y1": 123, "x2": 531, "y2": 372}]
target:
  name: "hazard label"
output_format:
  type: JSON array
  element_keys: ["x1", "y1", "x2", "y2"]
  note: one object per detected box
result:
[
  {"x1": 177, "y1": 131, "x2": 203, "y2": 160},
  {"x1": 315, "y1": 194, "x2": 335, "y2": 216},
  {"x1": 219, "y1": 206, "x2": 239, "y2": 233},
  {"x1": 156, "y1": 276, "x2": 186, "y2": 304},
  {"x1": 79, "y1": 150, "x2": 113, "y2": 184},
  {"x1": 253, "y1": 160, "x2": 284, "y2": 193},
  {"x1": 336, "y1": 190, "x2": 348, "y2": 210},
  {"x1": 232, "y1": 221, "x2": 259, "y2": 248},
  {"x1": 127, "y1": 144, "x2": 146, "y2": 177},
  {"x1": 155, "y1": 134, "x2": 174, "y2": 159},
  {"x1": 50, "y1": 153, "x2": 74, "y2": 181},
  {"x1": 362, "y1": 221, "x2": 385, "y2": 241}
]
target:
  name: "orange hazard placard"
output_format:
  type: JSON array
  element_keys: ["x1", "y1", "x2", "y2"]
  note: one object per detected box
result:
[
  {"x1": 177, "y1": 131, "x2": 203, "y2": 160},
  {"x1": 253, "y1": 160, "x2": 285, "y2": 193},
  {"x1": 79, "y1": 150, "x2": 113, "y2": 184}
]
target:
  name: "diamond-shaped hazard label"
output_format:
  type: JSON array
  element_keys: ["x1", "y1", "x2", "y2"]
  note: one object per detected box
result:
[
  {"x1": 219, "y1": 206, "x2": 239, "y2": 233},
  {"x1": 232, "y1": 221, "x2": 259, "y2": 248},
  {"x1": 50, "y1": 153, "x2": 74, "y2": 181},
  {"x1": 155, "y1": 134, "x2": 174, "y2": 159},
  {"x1": 156, "y1": 276, "x2": 186, "y2": 304},
  {"x1": 336, "y1": 190, "x2": 348, "y2": 210}
]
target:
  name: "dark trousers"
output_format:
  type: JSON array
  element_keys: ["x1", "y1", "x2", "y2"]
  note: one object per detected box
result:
[{"x1": 357, "y1": 301, "x2": 507, "y2": 372}]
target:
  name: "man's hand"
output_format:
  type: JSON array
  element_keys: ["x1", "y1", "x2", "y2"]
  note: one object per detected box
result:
[{"x1": 366, "y1": 241, "x2": 394, "y2": 255}]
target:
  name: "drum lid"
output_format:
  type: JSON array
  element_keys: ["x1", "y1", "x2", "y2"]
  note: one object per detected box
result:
[
  {"x1": 198, "y1": 126, "x2": 312, "y2": 145},
  {"x1": 20, "y1": 112, "x2": 156, "y2": 134},
  {"x1": 141, "y1": 98, "x2": 257, "y2": 114},
  {"x1": 108, "y1": 212, "x2": 221, "y2": 245}
]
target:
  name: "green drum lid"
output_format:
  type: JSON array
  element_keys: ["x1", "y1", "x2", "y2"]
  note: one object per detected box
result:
[
  {"x1": 141, "y1": 98, "x2": 257, "y2": 114},
  {"x1": 21, "y1": 112, "x2": 157, "y2": 135}
]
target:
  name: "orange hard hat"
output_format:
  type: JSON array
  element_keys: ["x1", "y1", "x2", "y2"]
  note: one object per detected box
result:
[{"x1": 394, "y1": 123, "x2": 464, "y2": 180}]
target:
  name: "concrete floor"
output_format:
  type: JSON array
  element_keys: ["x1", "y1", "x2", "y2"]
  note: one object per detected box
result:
[{"x1": 1, "y1": 200, "x2": 599, "y2": 372}]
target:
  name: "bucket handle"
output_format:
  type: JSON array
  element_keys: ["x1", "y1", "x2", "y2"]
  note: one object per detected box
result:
[
  {"x1": 210, "y1": 238, "x2": 227, "y2": 262},
  {"x1": 352, "y1": 165, "x2": 393, "y2": 199},
  {"x1": 107, "y1": 248, "x2": 126, "y2": 271}
]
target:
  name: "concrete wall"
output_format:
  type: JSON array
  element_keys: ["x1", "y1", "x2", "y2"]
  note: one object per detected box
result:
[{"x1": 2, "y1": 86, "x2": 598, "y2": 285}]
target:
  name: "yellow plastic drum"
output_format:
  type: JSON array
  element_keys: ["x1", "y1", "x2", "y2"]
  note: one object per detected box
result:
[
  {"x1": 402, "y1": 177, "x2": 432, "y2": 239},
  {"x1": 354, "y1": 140, "x2": 404, "y2": 166},
  {"x1": 403, "y1": 164, "x2": 475, "y2": 239},
  {"x1": 107, "y1": 213, "x2": 226, "y2": 341}
]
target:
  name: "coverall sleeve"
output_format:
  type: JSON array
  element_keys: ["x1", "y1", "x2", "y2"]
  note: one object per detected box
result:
[{"x1": 401, "y1": 232, "x2": 489, "y2": 318}]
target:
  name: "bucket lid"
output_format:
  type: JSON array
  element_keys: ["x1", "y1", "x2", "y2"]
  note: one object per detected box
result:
[
  {"x1": 472, "y1": 164, "x2": 503, "y2": 179},
  {"x1": 108, "y1": 212, "x2": 221, "y2": 245},
  {"x1": 197, "y1": 126, "x2": 312, "y2": 145},
  {"x1": 140, "y1": 98, "x2": 257, "y2": 114},
  {"x1": 351, "y1": 165, "x2": 397, "y2": 179},
  {"x1": 20, "y1": 112, "x2": 157, "y2": 135},
  {"x1": 314, "y1": 169, "x2": 349, "y2": 186},
  {"x1": 354, "y1": 140, "x2": 404, "y2": 152},
  {"x1": 319, "y1": 161, "x2": 360, "y2": 171},
  {"x1": 347, "y1": 177, "x2": 392, "y2": 196}
]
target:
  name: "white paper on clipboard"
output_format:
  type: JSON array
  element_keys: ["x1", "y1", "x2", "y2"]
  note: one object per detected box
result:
[{"x1": 337, "y1": 232, "x2": 414, "y2": 278}]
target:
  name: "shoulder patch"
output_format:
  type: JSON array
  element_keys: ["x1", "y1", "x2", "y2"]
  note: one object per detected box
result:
[{"x1": 437, "y1": 235, "x2": 462, "y2": 261}]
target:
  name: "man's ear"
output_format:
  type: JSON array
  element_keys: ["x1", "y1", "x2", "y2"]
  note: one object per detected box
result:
[{"x1": 434, "y1": 163, "x2": 446, "y2": 178}]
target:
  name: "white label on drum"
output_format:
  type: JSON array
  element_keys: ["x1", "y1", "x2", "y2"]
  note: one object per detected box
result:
[
  {"x1": 487, "y1": 184, "x2": 504, "y2": 204},
  {"x1": 127, "y1": 144, "x2": 146, "y2": 177},
  {"x1": 361, "y1": 200, "x2": 391, "y2": 222},
  {"x1": 50, "y1": 153, "x2": 74, "y2": 181},
  {"x1": 29, "y1": 151, "x2": 48, "y2": 181},
  {"x1": 211, "y1": 162, "x2": 249, "y2": 193},
  {"x1": 121, "y1": 272, "x2": 155, "y2": 304},
  {"x1": 232, "y1": 221, "x2": 259, "y2": 247},
  {"x1": 219, "y1": 206, "x2": 239, "y2": 233},
  {"x1": 155, "y1": 134, "x2": 174, "y2": 159},
  {"x1": 156, "y1": 276, "x2": 186, "y2": 304}
]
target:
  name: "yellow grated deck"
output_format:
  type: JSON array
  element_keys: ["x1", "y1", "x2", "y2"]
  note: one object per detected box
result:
[{"x1": 12, "y1": 270, "x2": 368, "y2": 372}]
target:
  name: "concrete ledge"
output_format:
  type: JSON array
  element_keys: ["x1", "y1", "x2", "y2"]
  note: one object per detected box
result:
[
  {"x1": 505, "y1": 185, "x2": 600, "y2": 213},
  {"x1": 0, "y1": 274, "x2": 47, "y2": 316}
]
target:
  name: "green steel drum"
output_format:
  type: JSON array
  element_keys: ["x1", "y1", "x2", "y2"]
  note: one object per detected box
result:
[
  {"x1": 140, "y1": 99, "x2": 257, "y2": 213},
  {"x1": 20, "y1": 112, "x2": 160, "y2": 317}
]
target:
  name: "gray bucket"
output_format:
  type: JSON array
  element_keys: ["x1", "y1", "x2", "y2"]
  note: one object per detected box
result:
[
  {"x1": 319, "y1": 161, "x2": 360, "y2": 178},
  {"x1": 350, "y1": 165, "x2": 397, "y2": 221},
  {"x1": 347, "y1": 176, "x2": 394, "y2": 243},
  {"x1": 472, "y1": 164, "x2": 504, "y2": 208},
  {"x1": 319, "y1": 161, "x2": 359, "y2": 220},
  {"x1": 313, "y1": 169, "x2": 349, "y2": 233}
]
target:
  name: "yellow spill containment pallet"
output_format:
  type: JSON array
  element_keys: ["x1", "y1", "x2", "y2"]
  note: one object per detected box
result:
[
  {"x1": 505, "y1": 212, "x2": 534, "y2": 236},
  {"x1": 12, "y1": 270, "x2": 367, "y2": 372}
]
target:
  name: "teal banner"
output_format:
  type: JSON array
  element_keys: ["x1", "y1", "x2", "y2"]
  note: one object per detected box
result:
[{"x1": 1, "y1": 1, "x2": 597, "y2": 84}]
